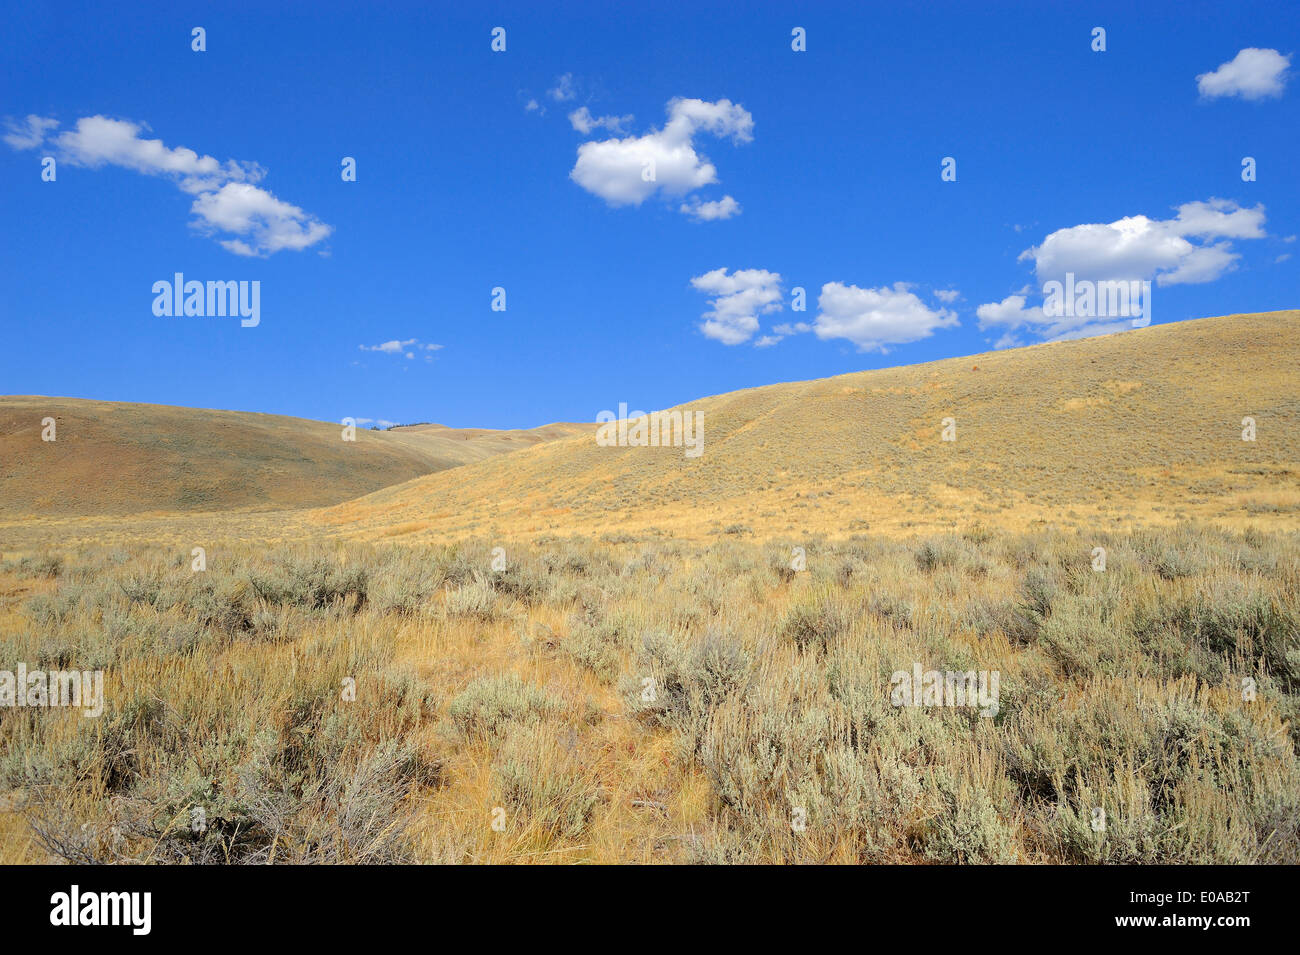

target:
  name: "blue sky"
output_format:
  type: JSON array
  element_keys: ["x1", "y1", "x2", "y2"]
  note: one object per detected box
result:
[{"x1": 2, "y1": 1, "x2": 1296, "y2": 429}]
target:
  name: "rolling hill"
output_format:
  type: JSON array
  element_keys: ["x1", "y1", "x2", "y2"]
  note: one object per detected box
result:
[
  {"x1": 314, "y1": 310, "x2": 1300, "y2": 542},
  {"x1": 381, "y1": 421, "x2": 594, "y2": 465},
  {"x1": 0, "y1": 397, "x2": 591, "y2": 516}
]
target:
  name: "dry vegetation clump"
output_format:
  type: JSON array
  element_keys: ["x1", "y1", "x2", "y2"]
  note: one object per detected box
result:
[
  {"x1": 493, "y1": 723, "x2": 602, "y2": 840},
  {"x1": 1, "y1": 523, "x2": 1296, "y2": 863},
  {"x1": 448, "y1": 675, "x2": 562, "y2": 737}
]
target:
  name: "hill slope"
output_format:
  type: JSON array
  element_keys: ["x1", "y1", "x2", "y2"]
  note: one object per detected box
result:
[
  {"x1": 0, "y1": 398, "x2": 589, "y2": 516},
  {"x1": 381, "y1": 421, "x2": 593, "y2": 465},
  {"x1": 315, "y1": 310, "x2": 1300, "y2": 541}
]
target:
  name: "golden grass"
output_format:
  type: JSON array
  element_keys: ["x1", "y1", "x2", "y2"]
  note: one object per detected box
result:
[
  {"x1": 300, "y1": 310, "x2": 1300, "y2": 543},
  {"x1": 1, "y1": 525, "x2": 1296, "y2": 864},
  {"x1": 1, "y1": 311, "x2": 1296, "y2": 864},
  {"x1": 0, "y1": 396, "x2": 591, "y2": 518},
  {"x1": 2, "y1": 311, "x2": 1294, "y2": 554}
]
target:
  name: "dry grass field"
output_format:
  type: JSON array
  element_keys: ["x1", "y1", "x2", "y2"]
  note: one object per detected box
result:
[
  {"x1": 316, "y1": 310, "x2": 1300, "y2": 543},
  {"x1": 384, "y1": 421, "x2": 594, "y2": 465},
  {"x1": 0, "y1": 397, "x2": 589, "y2": 517},
  {"x1": 0, "y1": 528, "x2": 1296, "y2": 864},
  {"x1": 0, "y1": 311, "x2": 1296, "y2": 864}
]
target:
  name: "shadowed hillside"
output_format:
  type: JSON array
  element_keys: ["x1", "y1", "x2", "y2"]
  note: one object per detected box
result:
[
  {"x1": 0, "y1": 397, "x2": 590, "y2": 516},
  {"x1": 316, "y1": 311, "x2": 1300, "y2": 541}
]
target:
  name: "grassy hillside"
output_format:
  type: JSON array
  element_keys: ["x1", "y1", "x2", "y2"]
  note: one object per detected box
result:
[
  {"x1": 315, "y1": 310, "x2": 1300, "y2": 542},
  {"x1": 0, "y1": 398, "x2": 589, "y2": 517},
  {"x1": 1, "y1": 312, "x2": 1296, "y2": 865},
  {"x1": 381, "y1": 421, "x2": 593, "y2": 466}
]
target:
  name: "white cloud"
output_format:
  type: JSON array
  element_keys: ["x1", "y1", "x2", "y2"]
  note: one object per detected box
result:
[
  {"x1": 973, "y1": 294, "x2": 1120, "y2": 343},
  {"x1": 772, "y1": 321, "x2": 812, "y2": 335},
  {"x1": 934, "y1": 289, "x2": 961, "y2": 303},
  {"x1": 680, "y1": 195, "x2": 741, "y2": 221},
  {"x1": 977, "y1": 199, "x2": 1268, "y2": 345},
  {"x1": 812, "y1": 282, "x2": 958, "y2": 352},
  {"x1": 4, "y1": 114, "x2": 330, "y2": 256},
  {"x1": 570, "y1": 97, "x2": 752, "y2": 216},
  {"x1": 360, "y1": 339, "x2": 443, "y2": 360},
  {"x1": 976, "y1": 293, "x2": 1135, "y2": 346},
  {"x1": 548, "y1": 73, "x2": 576, "y2": 102},
  {"x1": 524, "y1": 98, "x2": 541, "y2": 113},
  {"x1": 975, "y1": 295, "x2": 1043, "y2": 327},
  {"x1": 753, "y1": 335, "x2": 782, "y2": 348},
  {"x1": 192, "y1": 183, "x2": 332, "y2": 256},
  {"x1": 568, "y1": 107, "x2": 633, "y2": 135},
  {"x1": 1197, "y1": 48, "x2": 1291, "y2": 100},
  {"x1": 1018, "y1": 199, "x2": 1265, "y2": 287},
  {"x1": 360, "y1": 338, "x2": 415, "y2": 354},
  {"x1": 50, "y1": 115, "x2": 264, "y2": 193},
  {"x1": 3, "y1": 114, "x2": 59, "y2": 149},
  {"x1": 691, "y1": 267, "x2": 783, "y2": 345}
]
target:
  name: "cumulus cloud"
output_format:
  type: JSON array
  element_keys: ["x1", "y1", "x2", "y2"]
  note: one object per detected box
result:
[
  {"x1": 49, "y1": 115, "x2": 264, "y2": 193},
  {"x1": 690, "y1": 267, "x2": 783, "y2": 345},
  {"x1": 934, "y1": 289, "x2": 961, "y2": 304},
  {"x1": 3, "y1": 114, "x2": 59, "y2": 149},
  {"x1": 1018, "y1": 199, "x2": 1265, "y2": 287},
  {"x1": 570, "y1": 97, "x2": 752, "y2": 216},
  {"x1": 975, "y1": 295, "x2": 1042, "y2": 328},
  {"x1": 976, "y1": 293, "x2": 1134, "y2": 345},
  {"x1": 680, "y1": 195, "x2": 741, "y2": 221},
  {"x1": 192, "y1": 183, "x2": 332, "y2": 256},
  {"x1": 811, "y1": 282, "x2": 958, "y2": 352},
  {"x1": 978, "y1": 199, "x2": 1268, "y2": 344},
  {"x1": 568, "y1": 107, "x2": 633, "y2": 135},
  {"x1": 975, "y1": 293, "x2": 1133, "y2": 345},
  {"x1": 1197, "y1": 48, "x2": 1291, "y2": 100},
  {"x1": 3, "y1": 114, "x2": 330, "y2": 256},
  {"x1": 360, "y1": 339, "x2": 443, "y2": 361}
]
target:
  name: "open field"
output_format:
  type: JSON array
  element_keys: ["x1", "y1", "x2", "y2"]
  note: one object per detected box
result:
[
  {"x1": 0, "y1": 312, "x2": 1296, "y2": 864},
  {"x1": 1, "y1": 526, "x2": 1296, "y2": 863}
]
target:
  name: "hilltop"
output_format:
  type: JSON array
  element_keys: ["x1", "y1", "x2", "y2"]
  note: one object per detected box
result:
[
  {"x1": 0, "y1": 397, "x2": 590, "y2": 517},
  {"x1": 314, "y1": 310, "x2": 1300, "y2": 541}
]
